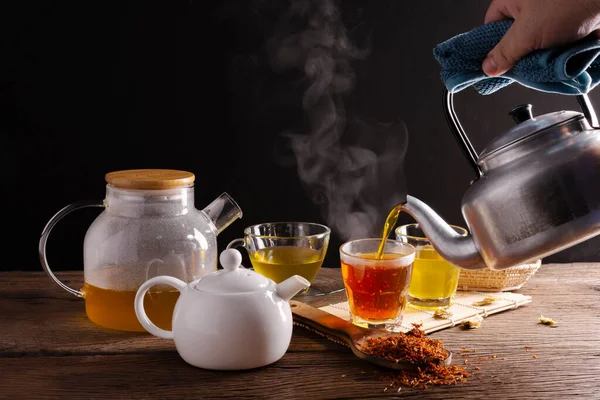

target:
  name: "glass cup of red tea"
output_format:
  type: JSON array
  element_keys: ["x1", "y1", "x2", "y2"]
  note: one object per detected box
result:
[{"x1": 340, "y1": 239, "x2": 416, "y2": 332}]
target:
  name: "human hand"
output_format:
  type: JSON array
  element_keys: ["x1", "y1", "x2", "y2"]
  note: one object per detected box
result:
[{"x1": 482, "y1": 0, "x2": 600, "y2": 76}]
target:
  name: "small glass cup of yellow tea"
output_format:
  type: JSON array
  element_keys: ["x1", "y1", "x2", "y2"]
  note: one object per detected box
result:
[
  {"x1": 227, "y1": 222, "x2": 335, "y2": 296},
  {"x1": 395, "y1": 223, "x2": 468, "y2": 310},
  {"x1": 340, "y1": 239, "x2": 415, "y2": 332}
]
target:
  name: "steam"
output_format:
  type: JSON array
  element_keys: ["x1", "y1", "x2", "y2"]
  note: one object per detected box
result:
[{"x1": 268, "y1": 0, "x2": 409, "y2": 241}]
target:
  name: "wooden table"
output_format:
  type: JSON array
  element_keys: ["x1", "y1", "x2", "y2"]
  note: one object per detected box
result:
[{"x1": 1, "y1": 264, "x2": 600, "y2": 400}]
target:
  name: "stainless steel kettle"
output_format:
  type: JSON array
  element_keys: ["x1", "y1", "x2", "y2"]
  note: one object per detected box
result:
[{"x1": 402, "y1": 89, "x2": 600, "y2": 270}]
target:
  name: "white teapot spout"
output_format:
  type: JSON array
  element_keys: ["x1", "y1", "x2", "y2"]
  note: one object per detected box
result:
[{"x1": 276, "y1": 276, "x2": 310, "y2": 302}]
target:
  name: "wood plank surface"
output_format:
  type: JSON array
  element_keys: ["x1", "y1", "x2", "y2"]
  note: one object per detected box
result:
[{"x1": 1, "y1": 264, "x2": 600, "y2": 399}]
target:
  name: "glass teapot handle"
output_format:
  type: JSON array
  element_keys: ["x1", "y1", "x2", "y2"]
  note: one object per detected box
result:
[{"x1": 38, "y1": 200, "x2": 106, "y2": 297}]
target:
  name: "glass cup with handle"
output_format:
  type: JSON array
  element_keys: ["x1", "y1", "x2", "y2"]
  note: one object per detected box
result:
[{"x1": 226, "y1": 222, "x2": 342, "y2": 296}]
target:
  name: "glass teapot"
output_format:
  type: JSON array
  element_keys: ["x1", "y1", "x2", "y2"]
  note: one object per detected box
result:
[{"x1": 39, "y1": 169, "x2": 243, "y2": 332}]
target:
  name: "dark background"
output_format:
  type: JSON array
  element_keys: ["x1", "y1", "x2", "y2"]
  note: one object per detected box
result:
[{"x1": 2, "y1": 0, "x2": 600, "y2": 273}]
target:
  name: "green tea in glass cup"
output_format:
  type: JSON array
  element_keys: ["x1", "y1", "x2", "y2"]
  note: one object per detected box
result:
[
  {"x1": 227, "y1": 222, "x2": 341, "y2": 296},
  {"x1": 396, "y1": 223, "x2": 468, "y2": 310}
]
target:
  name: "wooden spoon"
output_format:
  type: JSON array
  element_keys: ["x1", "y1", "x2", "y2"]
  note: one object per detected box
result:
[{"x1": 290, "y1": 300, "x2": 452, "y2": 371}]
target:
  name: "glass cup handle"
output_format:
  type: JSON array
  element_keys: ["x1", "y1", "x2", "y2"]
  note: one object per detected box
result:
[
  {"x1": 134, "y1": 276, "x2": 187, "y2": 339},
  {"x1": 226, "y1": 239, "x2": 253, "y2": 270},
  {"x1": 226, "y1": 238, "x2": 246, "y2": 250},
  {"x1": 38, "y1": 200, "x2": 106, "y2": 297}
]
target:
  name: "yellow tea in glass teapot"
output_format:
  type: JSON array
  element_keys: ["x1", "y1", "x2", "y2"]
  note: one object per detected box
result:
[{"x1": 39, "y1": 169, "x2": 243, "y2": 332}]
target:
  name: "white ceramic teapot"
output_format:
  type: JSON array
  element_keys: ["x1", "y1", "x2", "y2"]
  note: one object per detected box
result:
[{"x1": 134, "y1": 248, "x2": 310, "y2": 370}]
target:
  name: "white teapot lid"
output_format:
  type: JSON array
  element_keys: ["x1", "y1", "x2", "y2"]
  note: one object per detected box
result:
[{"x1": 194, "y1": 249, "x2": 271, "y2": 293}]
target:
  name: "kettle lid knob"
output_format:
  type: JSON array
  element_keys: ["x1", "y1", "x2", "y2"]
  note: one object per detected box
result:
[
  {"x1": 509, "y1": 104, "x2": 534, "y2": 124},
  {"x1": 220, "y1": 249, "x2": 242, "y2": 272}
]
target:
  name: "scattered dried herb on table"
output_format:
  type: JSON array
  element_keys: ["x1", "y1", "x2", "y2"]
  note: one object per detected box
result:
[
  {"x1": 376, "y1": 364, "x2": 471, "y2": 390},
  {"x1": 433, "y1": 309, "x2": 453, "y2": 319},
  {"x1": 539, "y1": 315, "x2": 557, "y2": 326},
  {"x1": 473, "y1": 297, "x2": 496, "y2": 306},
  {"x1": 359, "y1": 324, "x2": 470, "y2": 389},
  {"x1": 461, "y1": 315, "x2": 484, "y2": 329}
]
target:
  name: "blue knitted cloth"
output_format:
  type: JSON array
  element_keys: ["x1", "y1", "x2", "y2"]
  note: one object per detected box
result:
[{"x1": 434, "y1": 20, "x2": 600, "y2": 95}]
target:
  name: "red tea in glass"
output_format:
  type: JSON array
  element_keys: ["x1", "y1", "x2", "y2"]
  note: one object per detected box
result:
[{"x1": 340, "y1": 239, "x2": 415, "y2": 332}]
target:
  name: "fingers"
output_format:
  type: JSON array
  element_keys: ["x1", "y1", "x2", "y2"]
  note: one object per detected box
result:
[
  {"x1": 590, "y1": 29, "x2": 600, "y2": 40},
  {"x1": 482, "y1": 20, "x2": 535, "y2": 76},
  {"x1": 484, "y1": 0, "x2": 513, "y2": 24}
]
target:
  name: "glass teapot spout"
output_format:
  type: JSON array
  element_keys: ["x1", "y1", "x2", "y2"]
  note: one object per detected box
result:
[
  {"x1": 402, "y1": 195, "x2": 487, "y2": 270},
  {"x1": 201, "y1": 192, "x2": 243, "y2": 235}
]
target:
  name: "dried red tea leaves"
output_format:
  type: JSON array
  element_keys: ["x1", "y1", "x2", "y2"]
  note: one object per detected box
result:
[
  {"x1": 377, "y1": 365, "x2": 471, "y2": 389},
  {"x1": 363, "y1": 324, "x2": 470, "y2": 389},
  {"x1": 358, "y1": 324, "x2": 447, "y2": 365}
]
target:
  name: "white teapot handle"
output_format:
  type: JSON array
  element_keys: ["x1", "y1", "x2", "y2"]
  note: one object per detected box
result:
[{"x1": 134, "y1": 276, "x2": 186, "y2": 339}]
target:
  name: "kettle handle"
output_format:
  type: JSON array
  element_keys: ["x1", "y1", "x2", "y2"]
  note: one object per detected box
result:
[
  {"x1": 134, "y1": 276, "x2": 187, "y2": 339},
  {"x1": 443, "y1": 89, "x2": 483, "y2": 180},
  {"x1": 576, "y1": 94, "x2": 600, "y2": 129},
  {"x1": 444, "y1": 89, "x2": 600, "y2": 179},
  {"x1": 38, "y1": 200, "x2": 106, "y2": 297}
]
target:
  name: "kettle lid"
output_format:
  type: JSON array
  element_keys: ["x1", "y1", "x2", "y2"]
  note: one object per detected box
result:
[
  {"x1": 478, "y1": 108, "x2": 585, "y2": 161},
  {"x1": 194, "y1": 249, "x2": 270, "y2": 294}
]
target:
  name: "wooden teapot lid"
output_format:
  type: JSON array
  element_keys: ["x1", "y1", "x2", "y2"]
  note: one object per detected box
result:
[{"x1": 105, "y1": 169, "x2": 195, "y2": 190}]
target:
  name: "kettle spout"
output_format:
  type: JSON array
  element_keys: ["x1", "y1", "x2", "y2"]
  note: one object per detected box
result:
[
  {"x1": 202, "y1": 192, "x2": 243, "y2": 235},
  {"x1": 275, "y1": 275, "x2": 311, "y2": 302},
  {"x1": 402, "y1": 195, "x2": 487, "y2": 270}
]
